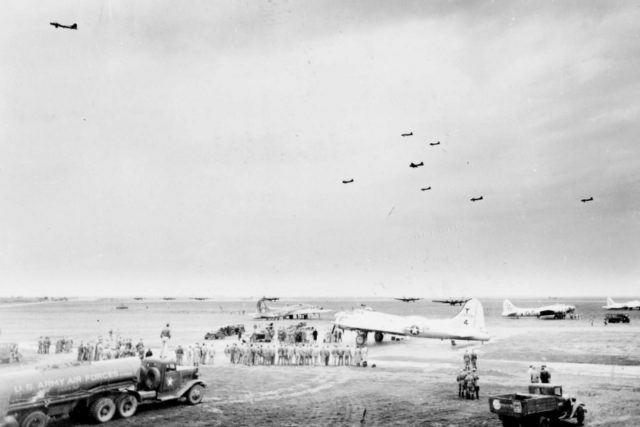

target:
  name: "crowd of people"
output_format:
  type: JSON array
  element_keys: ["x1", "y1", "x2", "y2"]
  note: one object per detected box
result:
[
  {"x1": 224, "y1": 342, "x2": 369, "y2": 367},
  {"x1": 76, "y1": 331, "x2": 145, "y2": 361},
  {"x1": 174, "y1": 342, "x2": 216, "y2": 366}
]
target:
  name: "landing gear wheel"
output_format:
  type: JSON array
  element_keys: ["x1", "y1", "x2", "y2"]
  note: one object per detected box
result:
[
  {"x1": 576, "y1": 406, "x2": 585, "y2": 426},
  {"x1": 116, "y1": 394, "x2": 138, "y2": 418},
  {"x1": 186, "y1": 384, "x2": 205, "y2": 405},
  {"x1": 90, "y1": 397, "x2": 116, "y2": 423},
  {"x1": 20, "y1": 411, "x2": 48, "y2": 427},
  {"x1": 374, "y1": 331, "x2": 384, "y2": 343},
  {"x1": 356, "y1": 333, "x2": 366, "y2": 346}
]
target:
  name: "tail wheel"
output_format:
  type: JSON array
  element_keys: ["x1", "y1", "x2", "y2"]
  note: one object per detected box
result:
[
  {"x1": 90, "y1": 397, "x2": 116, "y2": 423},
  {"x1": 186, "y1": 384, "x2": 205, "y2": 405},
  {"x1": 116, "y1": 394, "x2": 138, "y2": 418},
  {"x1": 576, "y1": 406, "x2": 585, "y2": 425},
  {"x1": 20, "y1": 411, "x2": 48, "y2": 427}
]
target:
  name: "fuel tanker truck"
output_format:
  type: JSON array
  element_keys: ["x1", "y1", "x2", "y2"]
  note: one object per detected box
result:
[{"x1": 0, "y1": 357, "x2": 206, "y2": 427}]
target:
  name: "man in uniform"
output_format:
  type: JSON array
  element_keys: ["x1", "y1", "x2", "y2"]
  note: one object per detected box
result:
[
  {"x1": 160, "y1": 323, "x2": 171, "y2": 359},
  {"x1": 540, "y1": 365, "x2": 551, "y2": 383},
  {"x1": 176, "y1": 345, "x2": 184, "y2": 365},
  {"x1": 463, "y1": 349, "x2": 470, "y2": 369},
  {"x1": 470, "y1": 349, "x2": 478, "y2": 369}
]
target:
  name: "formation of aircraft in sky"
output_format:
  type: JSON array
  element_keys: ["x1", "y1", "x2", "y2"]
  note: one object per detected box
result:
[
  {"x1": 432, "y1": 298, "x2": 471, "y2": 306},
  {"x1": 602, "y1": 297, "x2": 640, "y2": 310},
  {"x1": 501, "y1": 299, "x2": 576, "y2": 319},
  {"x1": 334, "y1": 298, "x2": 490, "y2": 346},
  {"x1": 251, "y1": 297, "x2": 332, "y2": 320}
]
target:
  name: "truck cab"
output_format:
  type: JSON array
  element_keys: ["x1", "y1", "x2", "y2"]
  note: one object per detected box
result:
[{"x1": 137, "y1": 359, "x2": 204, "y2": 403}]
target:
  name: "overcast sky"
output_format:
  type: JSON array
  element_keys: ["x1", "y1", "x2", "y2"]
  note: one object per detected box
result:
[{"x1": 1, "y1": 1, "x2": 639, "y2": 298}]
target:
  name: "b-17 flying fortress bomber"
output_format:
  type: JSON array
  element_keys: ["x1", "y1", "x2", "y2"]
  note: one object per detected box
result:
[{"x1": 502, "y1": 299, "x2": 576, "y2": 319}]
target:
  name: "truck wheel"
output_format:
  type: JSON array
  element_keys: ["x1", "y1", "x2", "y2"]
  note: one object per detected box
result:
[
  {"x1": 20, "y1": 411, "x2": 48, "y2": 427},
  {"x1": 90, "y1": 397, "x2": 116, "y2": 423},
  {"x1": 576, "y1": 406, "x2": 585, "y2": 425},
  {"x1": 538, "y1": 417, "x2": 550, "y2": 427},
  {"x1": 116, "y1": 394, "x2": 138, "y2": 418},
  {"x1": 186, "y1": 384, "x2": 205, "y2": 405}
]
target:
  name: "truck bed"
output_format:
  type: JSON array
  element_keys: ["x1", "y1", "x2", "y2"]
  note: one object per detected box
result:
[{"x1": 489, "y1": 393, "x2": 557, "y2": 418}]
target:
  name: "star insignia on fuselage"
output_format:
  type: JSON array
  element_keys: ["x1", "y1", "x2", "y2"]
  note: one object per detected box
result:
[{"x1": 409, "y1": 325, "x2": 420, "y2": 336}]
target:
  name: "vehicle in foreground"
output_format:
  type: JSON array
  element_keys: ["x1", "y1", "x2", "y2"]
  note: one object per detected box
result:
[
  {"x1": 605, "y1": 313, "x2": 630, "y2": 324},
  {"x1": 0, "y1": 357, "x2": 206, "y2": 427},
  {"x1": 489, "y1": 384, "x2": 586, "y2": 426},
  {"x1": 334, "y1": 298, "x2": 490, "y2": 346}
]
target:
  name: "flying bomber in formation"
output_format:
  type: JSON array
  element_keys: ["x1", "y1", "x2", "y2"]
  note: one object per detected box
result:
[
  {"x1": 334, "y1": 298, "x2": 490, "y2": 346},
  {"x1": 581, "y1": 197, "x2": 594, "y2": 203},
  {"x1": 429, "y1": 141, "x2": 441, "y2": 146},
  {"x1": 470, "y1": 196, "x2": 483, "y2": 202},
  {"x1": 602, "y1": 297, "x2": 640, "y2": 310},
  {"x1": 501, "y1": 299, "x2": 576, "y2": 319},
  {"x1": 50, "y1": 22, "x2": 77, "y2": 30},
  {"x1": 401, "y1": 132, "x2": 413, "y2": 137},
  {"x1": 252, "y1": 297, "x2": 332, "y2": 320},
  {"x1": 394, "y1": 297, "x2": 423, "y2": 302},
  {"x1": 432, "y1": 298, "x2": 471, "y2": 306},
  {"x1": 342, "y1": 179, "x2": 354, "y2": 184},
  {"x1": 420, "y1": 187, "x2": 432, "y2": 191},
  {"x1": 409, "y1": 162, "x2": 424, "y2": 168}
]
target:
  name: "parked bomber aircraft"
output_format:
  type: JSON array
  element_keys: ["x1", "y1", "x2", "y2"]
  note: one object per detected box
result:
[
  {"x1": 502, "y1": 299, "x2": 576, "y2": 319},
  {"x1": 603, "y1": 297, "x2": 640, "y2": 310},
  {"x1": 252, "y1": 297, "x2": 332, "y2": 320},
  {"x1": 334, "y1": 298, "x2": 489, "y2": 346}
]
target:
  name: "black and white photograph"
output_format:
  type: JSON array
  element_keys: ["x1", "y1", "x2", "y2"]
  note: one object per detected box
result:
[{"x1": 1, "y1": 1, "x2": 639, "y2": 426}]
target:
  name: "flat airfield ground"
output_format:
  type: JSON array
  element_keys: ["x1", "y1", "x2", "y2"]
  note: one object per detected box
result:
[{"x1": 41, "y1": 321, "x2": 640, "y2": 427}]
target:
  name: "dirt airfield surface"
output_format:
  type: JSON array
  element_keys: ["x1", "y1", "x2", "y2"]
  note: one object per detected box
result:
[{"x1": 42, "y1": 321, "x2": 640, "y2": 427}]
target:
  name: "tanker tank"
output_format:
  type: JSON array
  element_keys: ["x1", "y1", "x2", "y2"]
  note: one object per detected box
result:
[{"x1": 0, "y1": 357, "x2": 141, "y2": 406}]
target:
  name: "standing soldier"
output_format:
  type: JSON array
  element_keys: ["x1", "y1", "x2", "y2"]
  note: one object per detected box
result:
[
  {"x1": 176, "y1": 345, "x2": 184, "y2": 365},
  {"x1": 457, "y1": 369, "x2": 466, "y2": 397},
  {"x1": 471, "y1": 349, "x2": 478, "y2": 369},
  {"x1": 160, "y1": 323, "x2": 171, "y2": 359},
  {"x1": 37, "y1": 337, "x2": 43, "y2": 354},
  {"x1": 540, "y1": 365, "x2": 551, "y2": 383},
  {"x1": 136, "y1": 339, "x2": 145, "y2": 359},
  {"x1": 44, "y1": 336, "x2": 51, "y2": 354},
  {"x1": 463, "y1": 349, "x2": 470, "y2": 369}
]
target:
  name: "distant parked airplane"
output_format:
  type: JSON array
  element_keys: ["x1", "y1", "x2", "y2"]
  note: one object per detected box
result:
[
  {"x1": 252, "y1": 297, "x2": 331, "y2": 320},
  {"x1": 470, "y1": 196, "x2": 483, "y2": 202},
  {"x1": 394, "y1": 297, "x2": 423, "y2": 302},
  {"x1": 401, "y1": 132, "x2": 413, "y2": 137},
  {"x1": 342, "y1": 179, "x2": 354, "y2": 184},
  {"x1": 409, "y1": 162, "x2": 424, "y2": 168},
  {"x1": 581, "y1": 197, "x2": 593, "y2": 203},
  {"x1": 50, "y1": 22, "x2": 77, "y2": 30},
  {"x1": 602, "y1": 297, "x2": 640, "y2": 310},
  {"x1": 502, "y1": 299, "x2": 576, "y2": 319}
]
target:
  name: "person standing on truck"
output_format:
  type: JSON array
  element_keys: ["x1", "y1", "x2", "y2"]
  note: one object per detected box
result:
[
  {"x1": 540, "y1": 365, "x2": 551, "y2": 383},
  {"x1": 530, "y1": 365, "x2": 541, "y2": 383},
  {"x1": 160, "y1": 323, "x2": 171, "y2": 359}
]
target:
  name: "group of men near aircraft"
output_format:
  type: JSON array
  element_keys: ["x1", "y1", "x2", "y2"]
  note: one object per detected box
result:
[
  {"x1": 224, "y1": 342, "x2": 369, "y2": 367},
  {"x1": 457, "y1": 349, "x2": 480, "y2": 399}
]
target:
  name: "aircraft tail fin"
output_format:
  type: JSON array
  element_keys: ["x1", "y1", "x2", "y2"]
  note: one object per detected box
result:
[
  {"x1": 606, "y1": 297, "x2": 615, "y2": 307},
  {"x1": 256, "y1": 298, "x2": 268, "y2": 314},
  {"x1": 452, "y1": 298, "x2": 486, "y2": 331},
  {"x1": 502, "y1": 299, "x2": 517, "y2": 316}
]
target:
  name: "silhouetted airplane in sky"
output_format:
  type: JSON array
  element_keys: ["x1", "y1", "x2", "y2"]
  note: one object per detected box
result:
[
  {"x1": 421, "y1": 187, "x2": 431, "y2": 191},
  {"x1": 581, "y1": 197, "x2": 593, "y2": 203},
  {"x1": 342, "y1": 179, "x2": 354, "y2": 184},
  {"x1": 50, "y1": 22, "x2": 77, "y2": 30},
  {"x1": 470, "y1": 196, "x2": 483, "y2": 202},
  {"x1": 429, "y1": 141, "x2": 440, "y2": 146},
  {"x1": 433, "y1": 298, "x2": 471, "y2": 306},
  {"x1": 401, "y1": 132, "x2": 413, "y2": 137},
  {"x1": 395, "y1": 297, "x2": 423, "y2": 302},
  {"x1": 409, "y1": 162, "x2": 424, "y2": 168}
]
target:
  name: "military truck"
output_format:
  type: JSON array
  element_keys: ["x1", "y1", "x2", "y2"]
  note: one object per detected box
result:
[
  {"x1": 489, "y1": 384, "x2": 586, "y2": 427},
  {"x1": 0, "y1": 357, "x2": 206, "y2": 427}
]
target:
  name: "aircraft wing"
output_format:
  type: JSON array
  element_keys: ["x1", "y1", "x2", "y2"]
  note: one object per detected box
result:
[{"x1": 334, "y1": 309, "x2": 411, "y2": 336}]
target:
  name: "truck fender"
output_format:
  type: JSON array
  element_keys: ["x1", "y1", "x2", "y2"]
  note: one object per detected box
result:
[{"x1": 177, "y1": 380, "x2": 207, "y2": 399}]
